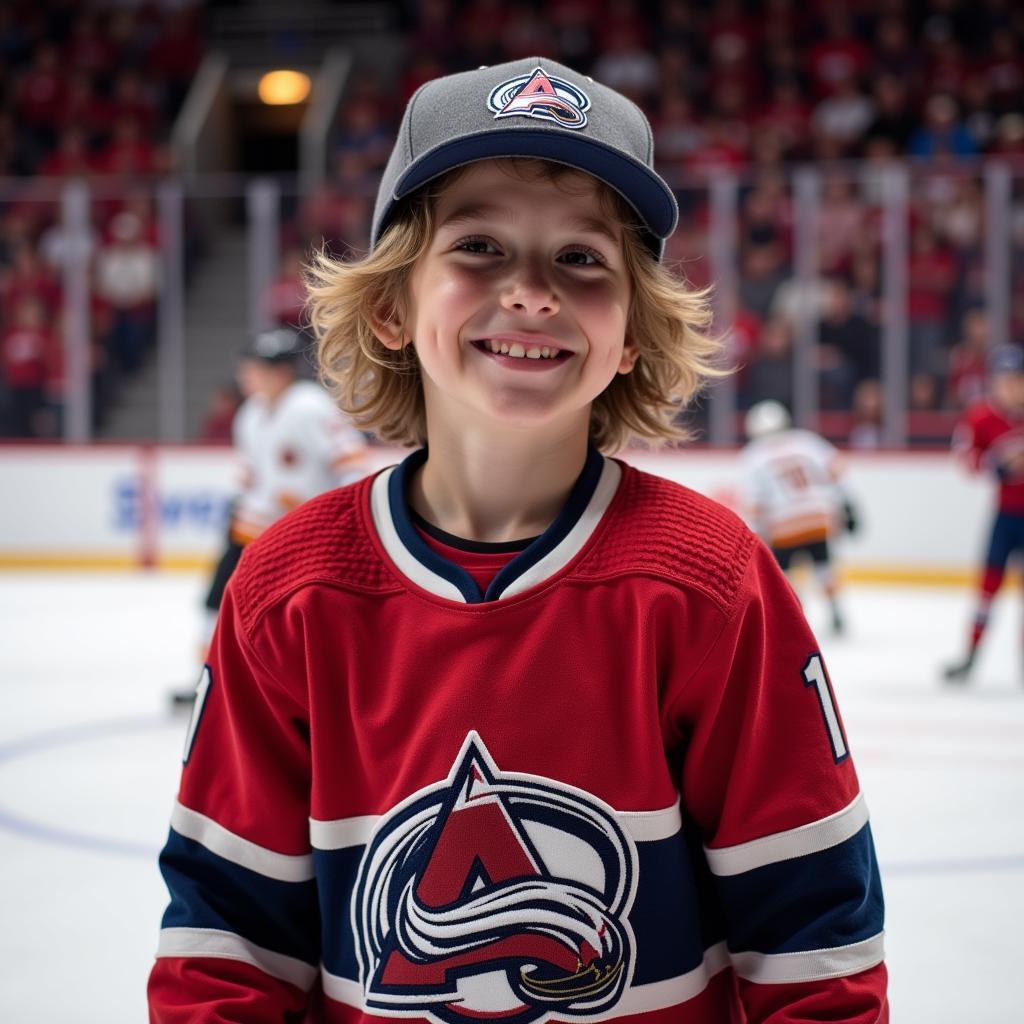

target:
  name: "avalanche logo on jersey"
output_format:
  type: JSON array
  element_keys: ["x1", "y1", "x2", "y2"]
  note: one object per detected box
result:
[
  {"x1": 488, "y1": 68, "x2": 591, "y2": 129},
  {"x1": 352, "y1": 731, "x2": 637, "y2": 1024}
]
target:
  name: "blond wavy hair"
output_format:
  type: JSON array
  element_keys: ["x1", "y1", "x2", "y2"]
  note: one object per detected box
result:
[{"x1": 306, "y1": 160, "x2": 722, "y2": 452}]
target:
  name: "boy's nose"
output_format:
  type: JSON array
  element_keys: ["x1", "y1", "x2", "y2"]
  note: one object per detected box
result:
[{"x1": 501, "y1": 264, "x2": 559, "y2": 317}]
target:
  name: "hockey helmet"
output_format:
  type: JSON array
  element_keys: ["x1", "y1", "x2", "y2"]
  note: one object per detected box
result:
[
  {"x1": 244, "y1": 326, "x2": 307, "y2": 365},
  {"x1": 988, "y1": 344, "x2": 1024, "y2": 376},
  {"x1": 745, "y1": 400, "x2": 792, "y2": 439}
]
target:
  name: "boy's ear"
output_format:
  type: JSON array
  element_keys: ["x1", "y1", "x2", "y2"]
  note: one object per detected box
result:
[
  {"x1": 617, "y1": 338, "x2": 639, "y2": 375},
  {"x1": 369, "y1": 313, "x2": 407, "y2": 352}
]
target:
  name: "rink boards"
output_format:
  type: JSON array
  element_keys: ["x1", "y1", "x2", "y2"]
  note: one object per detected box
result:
[{"x1": 0, "y1": 444, "x2": 994, "y2": 583}]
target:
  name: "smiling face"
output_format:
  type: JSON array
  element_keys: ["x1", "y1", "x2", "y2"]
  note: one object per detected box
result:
[{"x1": 380, "y1": 160, "x2": 636, "y2": 442}]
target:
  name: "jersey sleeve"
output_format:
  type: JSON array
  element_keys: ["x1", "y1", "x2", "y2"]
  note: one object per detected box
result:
[
  {"x1": 951, "y1": 406, "x2": 988, "y2": 474},
  {"x1": 148, "y1": 579, "x2": 319, "y2": 1020},
  {"x1": 666, "y1": 540, "x2": 887, "y2": 1022}
]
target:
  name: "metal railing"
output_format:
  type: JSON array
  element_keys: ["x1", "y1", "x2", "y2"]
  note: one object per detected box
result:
[{"x1": 1, "y1": 159, "x2": 1019, "y2": 446}]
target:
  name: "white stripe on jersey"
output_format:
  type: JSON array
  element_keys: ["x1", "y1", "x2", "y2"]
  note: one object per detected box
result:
[
  {"x1": 703, "y1": 792, "x2": 869, "y2": 877},
  {"x1": 171, "y1": 801, "x2": 315, "y2": 882},
  {"x1": 309, "y1": 798, "x2": 683, "y2": 851},
  {"x1": 731, "y1": 932, "x2": 886, "y2": 984},
  {"x1": 320, "y1": 942, "x2": 733, "y2": 1012},
  {"x1": 157, "y1": 926, "x2": 318, "y2": 988}
]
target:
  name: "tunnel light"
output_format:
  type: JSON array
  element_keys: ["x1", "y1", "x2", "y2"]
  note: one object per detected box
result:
[{"x1": 258, "y1": 70, "x2": 311, "y2": 105}]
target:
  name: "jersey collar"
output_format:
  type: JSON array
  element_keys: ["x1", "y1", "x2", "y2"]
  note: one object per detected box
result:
[{"x1": 370, "y1": 447, "x2": 622, "y2": 603}]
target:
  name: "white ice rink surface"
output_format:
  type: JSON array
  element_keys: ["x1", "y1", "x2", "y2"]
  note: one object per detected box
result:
[{"x1": 1, "y1": 571, "x2": 1022, "y2": 1023}]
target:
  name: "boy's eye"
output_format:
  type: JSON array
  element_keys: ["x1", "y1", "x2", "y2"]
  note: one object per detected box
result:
[
  {"x1": 453, "y1": 236, "x2": 499, "y2": 255},
  {"x1": 558, "y1": 247, "x2": 605, "y2": 267}
]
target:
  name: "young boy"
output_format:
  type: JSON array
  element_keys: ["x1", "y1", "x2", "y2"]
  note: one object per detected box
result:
[{"x1": 149, "y1": 59, "x2": 887, "y2": 1022}]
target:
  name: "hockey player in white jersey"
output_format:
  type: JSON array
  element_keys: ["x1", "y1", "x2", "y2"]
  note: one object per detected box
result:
[
  {"x1": 740, "y1": 400, "x2": 857, "y2": 634},
  {"x1": 172, "y1": 327, "x2": 367, "y2": 705}
]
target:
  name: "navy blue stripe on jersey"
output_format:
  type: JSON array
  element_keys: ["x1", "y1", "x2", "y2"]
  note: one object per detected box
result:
[
  {"x1": 629, "y1": 826, "x2": 723, "y2": 984},
  {"x1": 386, "y1": 446, "x2": 606, "y2": 604},
  {"x1": 159, "y1": 827, "x2": 321, "y2": 967},
  {"x1": 389, "y1": 449, "x2": 480, "y2": 602},
  {"x1": 715, "y1": 822, "x2": 883, "y2": 955},
  {"x1": 314, "y1": 846, "x2": 365, "y2": 982}
]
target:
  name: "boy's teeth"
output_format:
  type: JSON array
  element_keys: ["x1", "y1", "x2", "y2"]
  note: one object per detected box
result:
[{"x1": 483, "y1": 339, "x2": 561, "y2": 359}]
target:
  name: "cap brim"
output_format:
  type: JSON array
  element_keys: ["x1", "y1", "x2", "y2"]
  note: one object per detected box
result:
[{"x1": 388, "y1": 128, "x2": 678, "y2": 257}]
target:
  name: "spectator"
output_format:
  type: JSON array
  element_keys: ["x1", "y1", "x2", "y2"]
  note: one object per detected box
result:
[
  {"x1": 990, "y1": 113, "x2": 1024, "y2": 158},
  {"x1": 863, "y1": 74, "x2": 917, "y2": 152},
  {"x1": 739, "y1": 242, "x2": 787, "y2": 321},
  {"x1": 818, "y1": 277, "x2": 880, "y2": 408},
  {"x1": 909, "y1": 94, "x2": 979, "y2": 159},
  {"x1": 1, "y1": 296, "x2": 54, "y2": 437},
  {"x1": 652, "y1": 90, "x2": 705, "y2": 168},
  {"x1": 37, "y1": 126, "x2": 97, "y2": 179},
  {"x1": 64, "y1": 10, "x2": 116, "y2": 83},
  {"x1": 145, "y1": 7, "x2": 203, "y2": 119},
  {"x1": 498, "y1": 6, "x2": 548, "y2": 62},
  {"x1": 816, "y1": 175, "x2": 864, "y2": 276},
  {"x1": 946, "y1": 308, "x2": 991, "y2": 408},
  {"x1": 961, "y1": 73, "x2": 998, "y2": 152},
  {"x1": 870, "y1": 16, "x2": 922, "y2": 87},
  {"x1": 745, "y1": 316, "x2": 795, "y2": 410},
  {"x1": 332, "y1": 98, "x2": 392, "y2": 178},
  {"x1": 408, "y1": 0, "x2": 459, "y2": 70},
  {"x1": 848, "y1": 378, "x2": 884, "y2": 448},
  {"x1": 755, "y1": 75, "x2": 811, "y2": 158},
  {"x1": 58, "y1": 72, "x2": 113, "y2": 146},
  {"x1": 591, "y1": 26, "x2": 660, "y2": 104},
  {"x1": 96, "y1": 116, "x2": 158, "y2": 177},
  {"x1": 980, "y1": 27, "x2": 1024, "y2": 115},
  {"x1": 907, "y1": 222, "x2": 957, "y2": 376},
  {"x1": 806, "y1": 7, "x2": 869, "y2": 98},
  {"x1": 93, "y1": 210, "x2": 160, "y2": 374},
  {"x1": 550, "y1": 0, "x2": 600, "y2": 69},
  {"x1": 0, "y1": 240, "x2": 61, "y2": 312},
  {"x1": 108, "y1": 69, "x2": 160, "y2": 139},
  {"x1": 811, "y1": 69, "x2": 874, "y2": 155},
  {"x1": 15, "y1": 42, "x2": 64, "y2": 158}
]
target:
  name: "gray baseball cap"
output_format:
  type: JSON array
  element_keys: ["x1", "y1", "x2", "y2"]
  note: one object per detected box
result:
[{"x1": 371, "y1": 57, "x2": 678, "y2": 260}]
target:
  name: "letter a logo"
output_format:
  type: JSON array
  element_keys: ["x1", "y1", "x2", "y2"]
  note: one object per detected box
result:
[
  {"x1": 353, "y1": 732, "x2": 637, "y2": 1024},
  {"x1": 487, "y1": 68, "x2": 591, "y2": 130}
]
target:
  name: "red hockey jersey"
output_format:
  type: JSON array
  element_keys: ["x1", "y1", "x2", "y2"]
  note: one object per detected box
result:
[
  {"x1": 953, "y1": 399, "x2": 1024, "y2": 514},
  {"x1": 149, "y1": 449, "x2": 887, "y2": 1023}
]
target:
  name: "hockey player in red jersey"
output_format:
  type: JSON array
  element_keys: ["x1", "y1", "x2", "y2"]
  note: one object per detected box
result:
[
  {"x1": 944, "y1": 343, "x2": 1024, "y2": 681},
  {"x1": 149, "y1": 59, "x2": 887, "y2": 1023}
]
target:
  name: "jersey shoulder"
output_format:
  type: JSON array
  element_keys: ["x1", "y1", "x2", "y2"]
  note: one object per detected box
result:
[
  {"x1": 576, "y1": 461, "x2": 757, "y2": 611},
  {"x1": 230, "y1": 472, "x2": 398, "y2": 635}
]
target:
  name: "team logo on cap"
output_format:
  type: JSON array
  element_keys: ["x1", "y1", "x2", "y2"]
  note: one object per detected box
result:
[
  {"x1": 352, "y1": 731, "x2": 637, "y2": 1024},
  {"x1": 488, "y1": 68, "x2": 591, "y2": 130}
]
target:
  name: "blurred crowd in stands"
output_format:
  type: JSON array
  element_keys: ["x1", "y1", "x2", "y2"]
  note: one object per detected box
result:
[
  {"x1": 0, "y1": 1, "x2": 201, "y2": 438},
  {"x1": 3, "y1": 0, "x2": 1024, "y2": 444}
]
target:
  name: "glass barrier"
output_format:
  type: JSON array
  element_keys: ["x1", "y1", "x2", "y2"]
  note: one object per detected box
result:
[{"x1": 0, "y1": 163, "x2": 1018, "y2": 446}]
